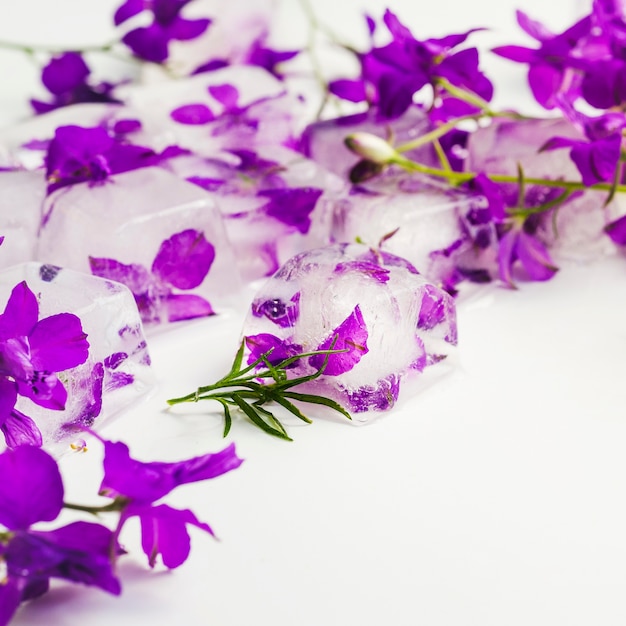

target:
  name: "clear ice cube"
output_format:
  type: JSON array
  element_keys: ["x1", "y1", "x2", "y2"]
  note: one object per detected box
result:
[
  {"x1": 169, "y1": 145, "x2": 345, "y2": 280},
  {"x1": 242, "y1": 243, "x2": 457, "y2": 421},
  {"x1": 0, "y1": 262, "x2": 155, "y2": 453},
  {"x1": 0, "y1": 170, "x2": 46, "y2": 268},
  {"x1": 37, "y1": 167, "x2": 242, "y2": 327},
  {"x1": 330, "y1": 172, "x2": 495, "y2": 287}
]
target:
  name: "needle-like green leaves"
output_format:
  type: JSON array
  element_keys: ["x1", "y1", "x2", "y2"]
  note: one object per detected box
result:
[{"x1": 167, "y1": 339, "x2": 352, "y2": 440}]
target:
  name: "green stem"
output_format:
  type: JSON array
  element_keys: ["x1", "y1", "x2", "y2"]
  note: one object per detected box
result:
[
  {"x1": 391, "y1": 154, "x2": 626, "y2": 195},
  {"x1": 0, "y1": 39, "x2": 118, "y2": 55},
  {"x1": 63, "y1": 499, "x2": 127, "y2": 515}
]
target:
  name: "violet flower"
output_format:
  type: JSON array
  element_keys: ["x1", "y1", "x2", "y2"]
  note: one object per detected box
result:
[
  {"x1": 97, "y1": 437, "x2": 243, "y2": 568},
  {"x1": 90, "y1": 228, "x2": 216, "y2": 324},
  {"x1": 492, "y1": 11, "x2": 591, "y2": 109},
  {"x1": 605, "y1": 214, "x2": 626, "y2": 244},
  {"x1": 245, "y1": 333, "x2": 303, "y2": 368},
  {"x1": 0, "y1": 446, "x2": 120, "y2": 625},
  {"x1": 498, "y1": 222, "x2": 558, "y2": 287},
  {"x1": 45, "y1": 124, "x2": 176, "y2": 194},
  {"x1": 0, "y1": 281, "x2": 89, "y2": 447},
  {"x1": 115, "y1": 0, "x2": 211, "y2": 63},
  {"x1": 31, "y1": 52, "x2": 119, "y2": 114}
]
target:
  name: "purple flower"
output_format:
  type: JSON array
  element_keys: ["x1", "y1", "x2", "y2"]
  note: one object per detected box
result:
[
  {"x1": 97, "y1": 438, "x2": 243, "y2": 568},
  {"x1": 605, "y1": 214, "x2": 626, "y2": 244},
  {"x1": 31, "y1": 52, "x2": 119, "y2": 114},
  {"x1": 244, "y1": 334, "x2": 303, "y2": 367},
  {"x1": 244, "y1": 39, "x2": 299, "y2": 80},
  {"x1": 90, "y1": 229, "x2": 216, "y2": 324},
  {"x1": 0, "y1": 446, "x2": 120, "y2": 624},
  {"x1": 251, "y1": 293, "x2": 300, "y2": 328},
  {"x1": 309, "y1": 305, "x2": 369, "y2": 376},
  {"x1": 492, "y1": 11, "x2": 591, "y2": 108},
  {"x1": 498, "y1": 223, "x2": 558, "y2": 287},
  {"x1": 338, "y1": 9, "x2": 491, "y2": 120},
  {"x1": 170, "y1": 103, "x2": 215, "y2": 125},
  {"x1": 257, "y1": 187, "x2": 323, "y2": 235},
  {"x1": 346, "y1": 375, "x2": 400, "y2": 412},
  {"x1": 0, "y1": 281, "x2": 89, "y2": 447},
  {"x1": 45, "y1": 125, "x2": 174, "y2": 194},
  {"x1": 115, "y1": 0, "x2": 211, "y2": 63}
]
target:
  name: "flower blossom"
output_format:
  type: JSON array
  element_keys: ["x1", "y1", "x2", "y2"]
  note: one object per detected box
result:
[
  {"x1": 0, "y1": 281, "x2": 89, "y2": 447},
  {"x1": 0, "y1": 446, "x2": 120, "y2": 626},
  {"x1": 97, "y1": 437, "x2": 243, "y2": 568},
  {"x1": 115, "y1": 0, "x2": 211, "y2": 63}
]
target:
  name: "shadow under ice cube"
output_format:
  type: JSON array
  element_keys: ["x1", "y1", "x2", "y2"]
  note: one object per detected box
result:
[
  {"x1": 0, "y1": 263, "x2": 155, "y2": 453},
  {"x1": 243, "y1": 243, "x2": 457, "y2": 421}
]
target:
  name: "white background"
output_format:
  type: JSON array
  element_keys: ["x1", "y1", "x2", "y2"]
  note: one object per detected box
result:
[{"x1": 2, "y1": 1, "x2": 626, "y2": 625}]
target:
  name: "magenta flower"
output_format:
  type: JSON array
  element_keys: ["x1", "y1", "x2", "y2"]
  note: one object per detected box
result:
[
  {"x1": 31, "y1": 52, "x2": 119, "y2": 114},
  {"x1": 115, "y1": 0, "x2": 211, "y2": 63},
  {"x1": 498, "y1": 223, "x2": 558, "y2": 287},
  {"x1": 244, "y1": 334, "x2": 303, "y2": 368},
  {"x1": 0, "y1": 446, "x2": 120, "y2": 625},
  {"x1": 0, "y1": 281, "x2": 89, "y2": 447},
  {"x1": 89, "y1": 228, "x2": 216, "y2": 324},
  {"x1": 605, "y1": 214, "x2": 626, "y2": 245},
  {"x1": 97, "y1": 438, "x2": 243, "y2": 569}
]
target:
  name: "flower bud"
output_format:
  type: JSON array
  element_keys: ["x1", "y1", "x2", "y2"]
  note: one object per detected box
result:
[{"x1": 344, "y1": 132, "x2": 398, "y2": 164}]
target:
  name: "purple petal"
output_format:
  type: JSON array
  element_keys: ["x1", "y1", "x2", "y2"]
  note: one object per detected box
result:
[
  {"x1": 89, "y1": 257, "x2": 153, "y2": 295},
  {"x1": 328, "y1": 79, "x2": 367, "y2": 103},
  {"x1": 251, "y1": 294, "x2": 300, "y2": 328},
  {"x1": 604, "y1": 214, "x2": 626, "y2": 245},
  {"x1": 245, "y1": 334, "x2": 303, "y2": 367},
  {"x1": 170, "y1": 103, "x2": 215, "y2": 125},
  {"x1": 491, "y1": 45, "x2": 536, "y2": 64},
  {"x1": 418, "y1": 284, "x2": 447, "y2": 330},
  {"x1": 122, "y1": 25, "x2": 170, "y2": 63},
  {"x1": 137, "y1": 503, "x2": 213, "y2": 569},
  {"x1": 208, "y1": 84, "x2": 239, "y2": 110},
  {"x1": 113, "y1": 0, "x2": 144, "y2": 25},
  {"x1": 99, "y1": 440, "x2": 243, "y2": 503},
  {"x1": 0, "y1": 281, "x2": 39, "y2": 339},
  {"x1": 165, "y1": 294, "x2": 215, "y2": 322},
  {"x1": 497, "y1": 229, "x2": 518, "y2": 287},
  {"x1": 570, "y1": 134, "x2": 621, "y2": 186},
  {"x1": 41, "y1": 53, "x2": 90, "y2": 96},
  {"x1": 0, "y1": 378, "x2": 17, "y2": 428},
  {"x1": 0, "y1": 446, "x2": 63, "y2": 529},
  {"x1": 516, "y1": 9, "x2": 553, "y2": 41},
  {"x1": 309, "y1": 305, "x2": 369, "y2": 376},
  {"x1": 1, "y1": 409, "x2": 42, "y2": 448},
  {"x1": 167, "y1": 16, "x2": 211, "y2": 41},
  {"x1": 334, "y1": 260, "x2": 390, "y2": 283},
  {"x1": 258, "y1": 187, "x2": 323, "y2": 234},
  {"x1": 516, "y1": 231, "x2": 558, "y2": 281},
  {"x1": 151, "y1": 229, "x2": 215, "y2": 290},
  {"x1": 527, "y1": 63, "x2": 563, "y2": 109},
  {"x1": 346, "y1": 374, "x2": 400, "y2": 412},
  {"x1": 29, "y1": 313, "x2": 89, "y2": 372},
  {"x1": 0, "y1": 581, "x2": 22, "y2": 626},
  {"x1": 16, "y1": 374, "x2": 67, "y2": 411}
]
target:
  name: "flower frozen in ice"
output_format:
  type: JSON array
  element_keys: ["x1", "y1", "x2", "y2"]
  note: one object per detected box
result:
[{"x1": 0, "y1": 281, "x2": 89, "y2": 446}]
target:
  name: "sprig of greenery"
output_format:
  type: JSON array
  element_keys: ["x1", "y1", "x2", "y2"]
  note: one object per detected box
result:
[{"x1": 166, "y1": 339, "x2": 352, "y2": 441}]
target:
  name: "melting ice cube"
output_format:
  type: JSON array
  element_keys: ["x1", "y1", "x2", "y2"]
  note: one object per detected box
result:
[
  {"x1": 0, "y1": 262, "x2": 156, "y2": 453},
  {"x1": 242, "y1": 243, "x2": 457, "y2": 421}
]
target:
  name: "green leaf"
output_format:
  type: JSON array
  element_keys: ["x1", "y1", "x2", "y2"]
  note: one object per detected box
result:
[
  {"x1": 231, "y1": 394, "x2": 292, "y2": 441},
  {"x1": 282, "y1": 391, "x2": 352, "y2": 420}
]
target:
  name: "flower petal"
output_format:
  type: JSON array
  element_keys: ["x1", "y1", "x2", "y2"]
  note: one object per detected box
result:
[
  {"x1": 2, "y1": 409, "x2": 43, "y2": 448},
  {"x1": 28, "y1": 313, "x2": 89, "y2": 372},
  {"x1": 0, "y1": 282, "x2": 39, "y2": 339},
  {"x1": 165, "y1": 294, "x2": 215, "y2": 322},
  {"x1": 0, "y1": 446, "x2": 63, "y2": 529}
]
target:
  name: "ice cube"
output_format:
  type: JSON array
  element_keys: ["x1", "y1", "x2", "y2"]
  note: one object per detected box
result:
[
  {"x1": 330, "y1": 172, "x2": 496, "y2": 288},
  {"x1": 466, "y1": 117, "x2": 622, "y2": 261},
  {"x1": 300, "y1": 105, "x2": 438, "y2": 181},
  {"x1": 170, "y1": 145, "x2": 345, "y2": 280},
  {"x1": 0, "y1": 262, "x2": 155, "y2": 453},
  {"x1": 242, "y1": 243, "x2": 457, "y2": 421},
  {"x1": 0, "y1": 170, "x2": 46, "y2": 268},
  {"x1": 37, "y1": 167, "x2": 242, "y2": 327}
]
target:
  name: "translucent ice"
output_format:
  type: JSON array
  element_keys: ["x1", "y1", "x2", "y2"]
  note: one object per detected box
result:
[
  {"x1": 466, "y1": 117, "x2": 624, "y2": 261},
  {"x1": 0, "y1": 262, "x2": 155, "y2": 453},
  {"x1": 0, "y1": 170, "x2": 46, "y2": 269},
  {"x1": 37, "y1": 167, "x2": 241, "y2": 327},
  {"x1": 170, "y1": 145, "x2": 345, "y2": 280},
  {"x1": 300, "y1": 105, "x2": 438, "y2": 181},
  {"x1": 242, "y1": 243, "x2": 457, "y2": 420},
  {"x1": 330, "y1": 172, "x2": 496, "y2": 288}
]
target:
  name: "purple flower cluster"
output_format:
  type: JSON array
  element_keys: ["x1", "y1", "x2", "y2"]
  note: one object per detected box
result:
[
  {"x1": 0, "y1": 437, "x2": 241, "y2": 624},
  {"x1": 0, "y1": 282, "x2": 89, "y2": 447}
]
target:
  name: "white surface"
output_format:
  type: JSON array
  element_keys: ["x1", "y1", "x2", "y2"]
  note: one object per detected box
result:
[{"x1": 3, "y1": 1, "x2": 626, "y2": 625}]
